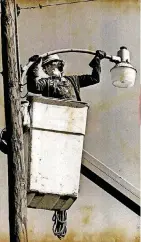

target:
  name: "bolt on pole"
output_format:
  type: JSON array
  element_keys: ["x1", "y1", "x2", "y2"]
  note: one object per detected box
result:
[{"x1": 1, "y1": 0, "x2": 28, "y2": 241}]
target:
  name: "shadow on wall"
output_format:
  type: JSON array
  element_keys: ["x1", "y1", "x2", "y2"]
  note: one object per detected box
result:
[{"x1": 0, "y1": 229, "x2": 140, "y2": 242}]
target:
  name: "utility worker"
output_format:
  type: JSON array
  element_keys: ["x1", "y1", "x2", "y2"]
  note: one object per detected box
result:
[
  {"x1": 26, "y1": 50, "x2": 106, "y2": 239},
  {"x1": 26, "y1": 50, "x2": 106, "y2": 101},
  {"x1": 0, "y1": 50, "x2": 105, "y2": 154}
]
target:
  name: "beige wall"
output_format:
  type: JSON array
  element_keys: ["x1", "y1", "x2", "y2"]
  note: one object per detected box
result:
[{"x1": 0, "y1": 0, "x2": 140, "y2": 241}]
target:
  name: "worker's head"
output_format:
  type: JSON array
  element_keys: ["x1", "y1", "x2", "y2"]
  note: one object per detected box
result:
[{"x1": 42, "y1": 54, "x2": 65, "y2": 78}]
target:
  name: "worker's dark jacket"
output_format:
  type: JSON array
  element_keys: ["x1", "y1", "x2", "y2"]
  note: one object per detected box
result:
[{"x1": 27, "y1": 57, "x2": 101, "y2": 101}]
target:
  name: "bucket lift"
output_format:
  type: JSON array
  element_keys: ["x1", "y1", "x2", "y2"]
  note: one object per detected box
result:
[
  {"x1": 23, "y1": 94, "x2": 89, "y2": 239},
  {"x1": 25, "y1": 95, "x2": 89, "y2": 211}
]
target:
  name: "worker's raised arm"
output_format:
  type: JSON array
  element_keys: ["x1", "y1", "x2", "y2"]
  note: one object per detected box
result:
[{"x1": 76, "y1": 50, "x2": 106, "y2": 88}]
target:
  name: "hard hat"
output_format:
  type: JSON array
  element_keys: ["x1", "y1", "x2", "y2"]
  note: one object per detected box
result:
[{"x1": 42, "y1": 54, "x2": 64, "y2": 66}]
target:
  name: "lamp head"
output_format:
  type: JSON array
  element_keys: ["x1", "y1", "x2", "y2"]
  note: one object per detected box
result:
[{"x1": 110, "y1": 47, "x2": 137, "y2": 88}]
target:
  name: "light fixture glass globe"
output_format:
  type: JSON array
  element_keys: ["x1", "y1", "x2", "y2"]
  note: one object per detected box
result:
[{"x1": 110, "y1": 62, "x2": 137, "y2": 88}]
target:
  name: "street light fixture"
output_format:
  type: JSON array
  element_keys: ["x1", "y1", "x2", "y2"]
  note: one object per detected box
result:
[{"x1": 109, "y1": 46, "x2": 137, "y2": 88}]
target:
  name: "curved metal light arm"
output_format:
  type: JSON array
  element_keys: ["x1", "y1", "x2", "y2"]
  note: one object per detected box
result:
[
  {"x1": 40, "y1": 48, "x2": 97, "y2": 57},
  {"x1": 40, "y1": 48, "x2": 120, "y2": 62}
]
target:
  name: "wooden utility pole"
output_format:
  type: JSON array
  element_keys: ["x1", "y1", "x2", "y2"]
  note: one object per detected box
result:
[{"x1": 1, "y1": 0, "x2": 28, "y2": 241}]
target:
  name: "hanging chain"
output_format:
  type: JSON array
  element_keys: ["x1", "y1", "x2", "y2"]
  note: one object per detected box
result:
[{"x1": 52, "y1": 210, "x2": 67, "y2": 240}]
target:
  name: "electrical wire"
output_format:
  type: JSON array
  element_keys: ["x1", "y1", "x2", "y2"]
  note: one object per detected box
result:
[
  {"x1": 18, "y1": 0, "x2": 96, "y2": 11},
  {"x1": 0, "y1": 128, "x2": 6, "y2": 143},
  {"x1": 0, "y1": 0, "x2": 97, "y2": 14},
  {"x1": 0, "y1": 128, "x2": 8, "y2": 154}
]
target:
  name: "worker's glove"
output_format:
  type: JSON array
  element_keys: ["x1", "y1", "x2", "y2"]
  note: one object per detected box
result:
[
  {"x1": 95, "y1": 50, "x2": 106, "y2": 60},
  {"x1": 29, "y1": 54, "x2": 40, "y2": 62},
  {"x1": 27, "y1": 56, "x2": 48, "y2": 80},
  {"x1": 89, "y1": 50, "x2": 106, "y2": 68}
]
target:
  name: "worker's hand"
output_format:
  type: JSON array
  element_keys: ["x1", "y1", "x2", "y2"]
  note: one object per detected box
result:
[
  {"x1": 27, "y1": 57, "x2": 48, "y2": 79},
  {"x1": 28, "y1": 55, "x2": 40, "y2": 62},
  {"x1": 89, "y1": 50, "x2": 106, "y2": 68},
  {"x1": 28, "y1": 57, "x2": 42, "y2": 77},
  {"x1": 95, "y1": 50, "x2": 106, "y2": 60}
]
